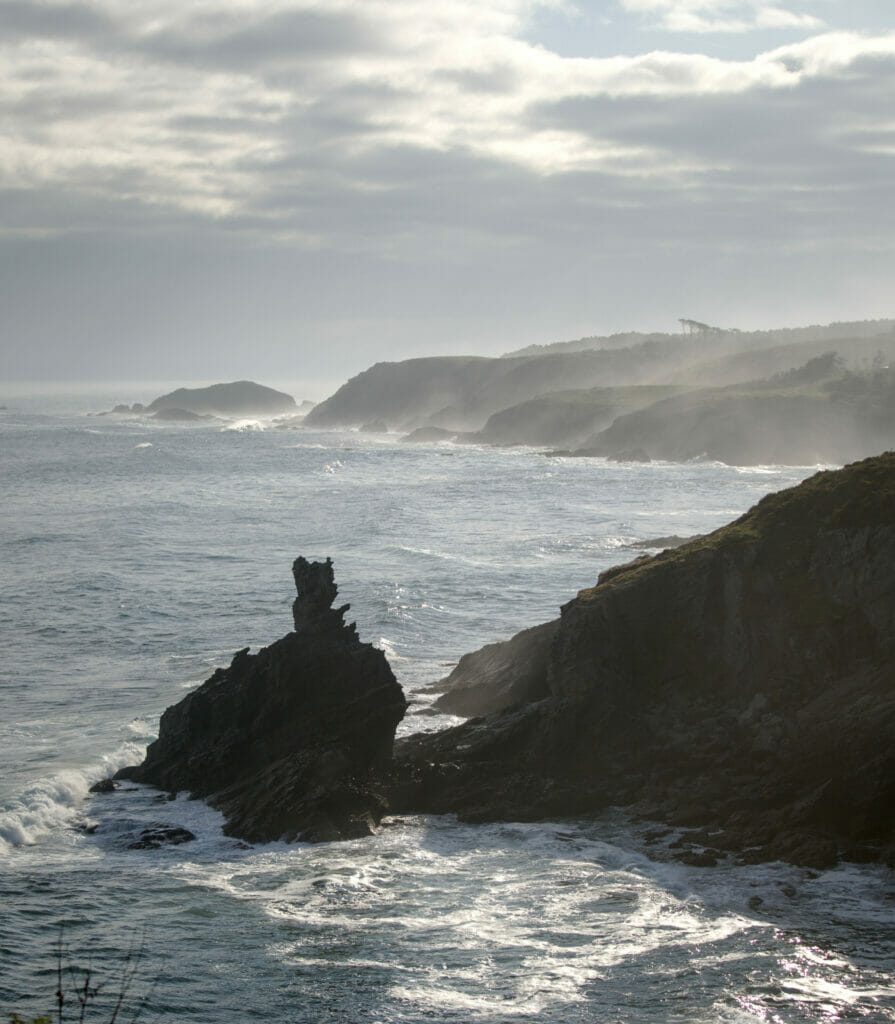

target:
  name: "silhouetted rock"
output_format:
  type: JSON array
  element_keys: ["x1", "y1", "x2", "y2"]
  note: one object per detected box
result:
[
  {"x1": 115, "y1": 558, "x2": 406, "y2": 843},
  {"x1": 89, "y1": 778, "x2": 118, "y2": 794},
  {"x1": 393, "y1": 453, "x2": 895, "y2": 866}
]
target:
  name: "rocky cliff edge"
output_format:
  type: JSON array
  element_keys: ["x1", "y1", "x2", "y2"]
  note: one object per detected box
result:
[{"x1": 394, "y1": 453, "x2": 895, "y2": 868}]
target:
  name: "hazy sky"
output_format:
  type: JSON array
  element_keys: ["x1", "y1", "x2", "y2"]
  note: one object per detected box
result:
[{"x1": 2, "y1": 0, "x2": 894, "y2": 387}]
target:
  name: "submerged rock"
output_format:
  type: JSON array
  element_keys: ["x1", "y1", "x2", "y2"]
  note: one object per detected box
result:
[
  {"x1": 115, "y1": 558, "x2": 406, "y2": 843},
  {"x1": 394, "y1": 453, "x2": 895, "y2": 866}
]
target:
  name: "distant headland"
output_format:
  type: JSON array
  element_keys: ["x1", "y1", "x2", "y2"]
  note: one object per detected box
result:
[{"x1": 304, "y1": 319, "x2": 895, "y2": 466}]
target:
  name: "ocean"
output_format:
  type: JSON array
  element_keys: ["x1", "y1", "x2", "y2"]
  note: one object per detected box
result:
[{"x1": 1, "y1": 389, "x2": 893, "y2": 1023}]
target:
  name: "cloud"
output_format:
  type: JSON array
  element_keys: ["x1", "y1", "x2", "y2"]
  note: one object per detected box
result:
[
  {"x1": 0, "y1": 0, "x2": 893, "y2": 273},
  {"x1": 618, "y1": 1, "x2": 824, "y2": 34}
]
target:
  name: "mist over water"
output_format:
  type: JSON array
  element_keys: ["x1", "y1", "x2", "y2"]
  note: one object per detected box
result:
[{"x1": 1, "y1": 395, "x2": 892, "y2": 1023}]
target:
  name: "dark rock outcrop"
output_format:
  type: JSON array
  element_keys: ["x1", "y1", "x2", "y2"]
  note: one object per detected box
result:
[
  {"x1": 125, "y1": 825, "x2": 196, "y2": 850},
  {"x1": 394, "y1": 453, "x2": 895, "y2": 867},
  {"x1": 115, "y1": 558, "x2": 406, "y2": 843}
]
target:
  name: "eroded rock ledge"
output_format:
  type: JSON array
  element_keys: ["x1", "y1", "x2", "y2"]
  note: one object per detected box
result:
[{"x1": 115, "y1": 557, "x2": 406, "y2": 842}]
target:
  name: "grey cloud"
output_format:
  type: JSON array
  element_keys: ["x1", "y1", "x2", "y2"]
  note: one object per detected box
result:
[
  {"x1": 0, "y1": 0, "x2": 116, "y2": 40},
  {"x1": 434, "y1": 64, "x2": 523, "y2": 94},
  {"x1": 132, "y1": 8, "x2": 384, "y2": 71}
]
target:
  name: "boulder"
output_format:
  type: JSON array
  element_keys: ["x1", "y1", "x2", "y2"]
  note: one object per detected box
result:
[{"x1": 115, "y1": 558, "x2": 406, "y2": 843}]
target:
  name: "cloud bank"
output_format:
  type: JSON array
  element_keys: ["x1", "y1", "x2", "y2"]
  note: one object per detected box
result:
[{"x1": 1, "y1": 0, "x2": 893, "y2": 380}]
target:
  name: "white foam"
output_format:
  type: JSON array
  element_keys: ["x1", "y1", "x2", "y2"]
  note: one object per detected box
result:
[
  {"x1": 0, "y1": 741, "x2": 144, "y2": 850},
  {"x1": 222, "y1": 419, "x2": 266, "y2": 432}
]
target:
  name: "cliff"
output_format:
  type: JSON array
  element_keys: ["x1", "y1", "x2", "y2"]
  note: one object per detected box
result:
[
  {"x1": 396, "y1": 453, "x2": 895, "y2": 867},
  {"x1": 115, "y1": 558, "x2": 406, "y2": 843}
]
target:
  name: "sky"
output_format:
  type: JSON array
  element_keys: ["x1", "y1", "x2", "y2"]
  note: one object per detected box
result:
[{"x1": 2, "y1": 0, "x2": 894, "y2": 388}]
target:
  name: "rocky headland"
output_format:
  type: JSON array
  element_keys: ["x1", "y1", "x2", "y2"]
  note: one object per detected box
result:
[
  {"x1": 303, "y1": 322, "x2": 895, "y2": 465},
  {"x1": 114, "y1": 557, "x2": 406, "y2": 842},
  {"x1": 110, "y1": 454, "x2": 894, "y2": 867},
  {"x1": 393, "y1": 452, "x2": 895, "y2": 867}
]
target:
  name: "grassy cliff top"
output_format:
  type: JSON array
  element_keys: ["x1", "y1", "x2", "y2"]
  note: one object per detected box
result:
[{"x1": 578, "y1": 451, "x2": 895, "y2": 601}]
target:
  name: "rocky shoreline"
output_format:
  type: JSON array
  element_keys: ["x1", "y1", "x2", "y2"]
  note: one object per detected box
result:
[{"x1": 108, "y1": 454, "x2": 895, "y2": 868}]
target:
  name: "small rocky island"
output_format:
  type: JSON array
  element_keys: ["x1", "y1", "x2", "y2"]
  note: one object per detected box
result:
[
  {"x1": 107, "y1": 380, "x2": 299, "y2": 419},
  {"x1": 111, "y1": 453, "x2": 895, "y2": 867}
]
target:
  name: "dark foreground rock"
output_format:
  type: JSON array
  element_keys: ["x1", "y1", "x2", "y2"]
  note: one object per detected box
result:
[
  {"x1": 115, "y1": 558, "x2": 406, "y2": 843},
  {"x1": 394, "y1": 453, "x2": 895, "y2": 867}
]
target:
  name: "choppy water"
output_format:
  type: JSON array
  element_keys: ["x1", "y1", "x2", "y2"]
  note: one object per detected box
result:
[{"x1": 1, "y1": 390, "x2": 893, "y2": 1022}]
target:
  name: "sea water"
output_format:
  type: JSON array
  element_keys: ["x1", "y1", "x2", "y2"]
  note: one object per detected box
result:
[{"x1": 1, "y1": 390, "x2": 893, "y2": 1022}]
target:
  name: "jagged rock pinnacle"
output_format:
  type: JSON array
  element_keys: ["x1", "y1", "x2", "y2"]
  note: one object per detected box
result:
[{"x1": 292, "y1": 556, "x2": 356, "y2": 638}]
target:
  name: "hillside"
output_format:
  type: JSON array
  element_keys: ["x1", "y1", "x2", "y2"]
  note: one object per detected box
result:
[
  {"x1": 576, "y1": 359, "x2": 895, "y2": 465},
  {"x1": 464, "y1": 385, "x2": 688, "y2": 449},
  {"x1": 505, "y1": 319, "x2": 895, "y2": 360}
]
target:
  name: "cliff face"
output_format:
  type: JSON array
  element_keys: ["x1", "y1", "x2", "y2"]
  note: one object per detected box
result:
[
  {"x1": 398, "y1": 454, "x2": 895, "y2": 866},
  {"x1": 116, "y1": 558, "x2": 407, "y2": 843}
]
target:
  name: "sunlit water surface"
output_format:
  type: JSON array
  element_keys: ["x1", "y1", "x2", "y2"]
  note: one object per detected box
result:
[{"x1": 1, "y1": 393, "x2": 892, "y2": 1022}]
